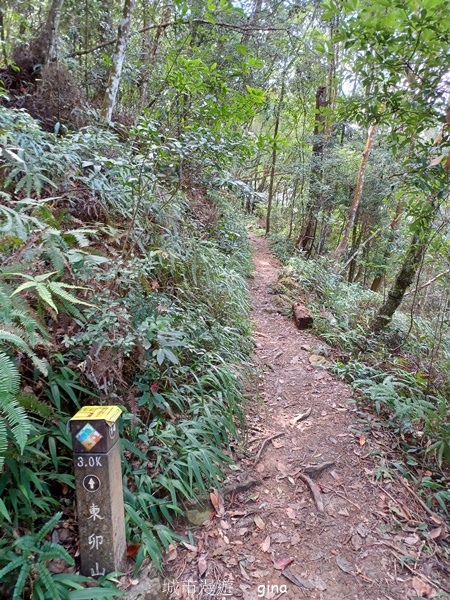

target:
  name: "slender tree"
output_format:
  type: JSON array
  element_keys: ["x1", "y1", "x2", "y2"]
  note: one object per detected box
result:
[
  {"x1": 31, "y1": 0, "x2": 65, "y2": 64},
  {"x1": 266, "y1": 76, "x2": 286, "y2": 234},
  {"x1": 333, "y1": 123, "x2": 376, "y2": 259},
  {"x1": 101, "y1": 0, "x2": 136, "y2": 121},
  {"x1": 296, "y1": 85, "x2": 327, "y2": 254}
]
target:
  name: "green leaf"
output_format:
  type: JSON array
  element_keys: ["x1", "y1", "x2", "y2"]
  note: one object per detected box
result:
[{"x1": 68, "y1": 588, "x2": 125, "y2": 599}]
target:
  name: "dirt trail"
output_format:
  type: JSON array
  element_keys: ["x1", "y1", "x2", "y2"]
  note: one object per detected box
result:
[{"x1": 163, "y1": 234, "x2": 449, "y2": 600}]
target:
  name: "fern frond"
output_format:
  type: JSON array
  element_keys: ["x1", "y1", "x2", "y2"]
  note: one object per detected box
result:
[
  {"x1": 0, "y1": 555, "x2": 24, "y2": 579},
  {"x1": 10, "y1": 309, "x2": 46, "y2": 345},
  {"x1": 0, "y1": 353, "x2": 31, "y2": 469},
  {"x1": 54, "y1": 297, "x2": 85, "y2": 320},
  {"x1": 32, "y1": 512, "x2": 63, "y2": 544},
  {"x1": 0, "y1": 351, "x2": 19, "y2": 396},
  {"x1": 35, "y1": 562, "x2": 60, "y2": 600},
  {"x1": 1, "y1": 395, "x2": 31, "y2": 453},
  {"x1": 0, "y1": 418, "x2": 6, "y2": 473},
  {"x1": 0, "y1": 329, "x2": 48, "y2": 375},
  {"x1": 40, "y1": 541, "x2": 74, "y2": 565},
  {"x1": 35, "y1": 282, "x2": 59, "y2": 312},
  {"x1": 42, "y1": 240, "x2": 66, "y2": 274},
  {"x1": 12, "y1": 563, "x2": 31, "y2": 600},
  {"x1": 48, "y1": 282, "x2": 95, "y2": 308},
  {"x1": 16, "y1": 392, "x2": 53, "y2": 418}
]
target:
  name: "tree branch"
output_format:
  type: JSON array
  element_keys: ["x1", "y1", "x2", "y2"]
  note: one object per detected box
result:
[
  {"x1": 404, "y1": 266, "x2": 450, "y2": 297},
  {"x1": 65, "y1": 19, "x2": 287, "y2": 59}
]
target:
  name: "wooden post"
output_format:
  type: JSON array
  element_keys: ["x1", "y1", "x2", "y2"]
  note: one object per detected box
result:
[{"x1": 70, "y1": 406, "x2": 126, "y2": 578}]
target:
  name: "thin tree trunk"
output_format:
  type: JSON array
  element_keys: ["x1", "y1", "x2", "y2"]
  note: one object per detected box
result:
[
  {"x1": 369, "y1": 200, "x2": 403, "y2": 292},
  {"x1": 333, "y1": 123, "x2": 376, "y2": 259},
  {"x1": 140, "y1": 3, "x2": 168, "y2": 112},
  {"x1": 371, "y1": 231, "x2": 428, "y2": 333},
  {"x1": 0, "y1": 7, "x2": 8, "y2": 65},
  {"x1": 323, "y1": 15, "x2": 339, "y2": 147},
  {"x1": 371, "y1": 192, "x2": 438, "y2": 333},
  {"x1": 296, "y1": 85, "x2": 327, "y2": 253},
  {"x1": 241, "y1": 0, "x2": 262, "y2": 46},
  {"x1": 266, "y1": 77, "x2": 286, "y2": 234},
  {"x1": 99, "y1": 0, "x2": 113, "y2": 42},
  {"x1": 370, "y1": 275, "x2": 384, "y2": 293},
  {"x1": 32, "y1": 0, "x2": 65, "y2": 63},
  {"x1": 348, "y1": 214, "x2": 362, "y2": 283},
  {"x1": 288, "y1": 179, "x2": 301, "y2": 238},
  {"x1": 101, "y1": 0, "x2": 136, "y2": 121}
]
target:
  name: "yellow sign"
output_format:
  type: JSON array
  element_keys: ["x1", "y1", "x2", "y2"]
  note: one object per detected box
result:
[{"x1": 70, "y1": 405, "x2": 122, "y2": 424}]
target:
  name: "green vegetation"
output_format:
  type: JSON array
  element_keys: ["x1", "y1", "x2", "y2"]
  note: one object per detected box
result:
[{"x1": 0, "y1": 106, "x2": 254, "y2": 595}]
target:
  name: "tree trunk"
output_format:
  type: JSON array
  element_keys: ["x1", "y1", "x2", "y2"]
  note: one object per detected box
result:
[
  {"x1": 347, "y1": 213, "x2": 362, "y2": 283},
  {"x1": 139, "y1": 4, "x2": 169, "y2": 112},
  {"x1": 323, "y1": 15, "x2": 339, "y2": 147},
  {"x1": 0, "y1": 7, "x2": 8, "y2": 65},
  {"x1": 371, "y1": 231, "x2": 428, "y2": 333},
  {"x1": 333, "y1": 123, "x2": 376, "y2": 259},
  {"x1": 99, "y1": 0, "x2": 114, "y2": 43},
  {"x1": 288, "y1": 178, "x2": 301, "y2": 238},
  {"x1": 266, "y1": 77, "x2": 286, "y2": 234},
  {"x1": 296, "y1": 85, "x2": 327, "y2": 254},
  {"x1": 101, "y1": 0, "x2": 136, "y2": 121},
  {"x1": 241, "y1": 0, "x2": 263, "y2": 46},
  {"x1": 32, "y1": 0, "x2": 65, "y2": 64},
  {"x1": 370, "y1": 275, "x2": 384, "y2": 293},
  {"x1": 369, "y1": 199, "x2": 403, "y2": 292}
]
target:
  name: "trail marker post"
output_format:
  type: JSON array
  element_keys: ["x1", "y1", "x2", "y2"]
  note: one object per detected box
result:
[{"x1": 70, "y1": 406, "x2": 126, "y2": 577}]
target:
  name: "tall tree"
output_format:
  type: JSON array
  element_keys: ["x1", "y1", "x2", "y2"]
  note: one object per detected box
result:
[
  {"x1": 333, "y1": 123, "x2": 376, "y2": 259},
  {"x1": 101, "y1": 0, "x2": 136, "y2": 121},
  {"x1": 266, "y1": 75, "x2": 286, "y2": 234},
  {"x1": 31, "y1": 0, "x2": 65, "y2": 64},
  {"x1": 296, "y1": 85, "x2": 327, "y2": 254},
  {"x1": 371, "y1": 201, "x2": 436, "y2": 333}
]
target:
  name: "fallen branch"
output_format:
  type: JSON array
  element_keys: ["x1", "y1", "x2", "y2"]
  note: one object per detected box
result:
[
  {"x1": 253, "y1": 432, "x2": 284, "y2": 466},
  {"x1": 296, "y1": 472, "x2": 324, "y2": 512},
  {"x1": 302, "y1": 461, "x2": 335, "y2": 478},
  {"x1": 223, "y1": 477, "x2": 260, "y2": 497},
  {"x1": 290, "y1": 408, "x2": 311, "y2": 426},
  {"x1": 397, "y1": 477, "x2": 444, "y2": 524},
  {"x1": 381, "y1": 543, "x2": 450, "y2": 596},
  {"x1": 330, "y1": 489, "x2": 361, "y2": 511},
  {"x1": 404, "y1": 267, "x2": 450, "y2": 297}
]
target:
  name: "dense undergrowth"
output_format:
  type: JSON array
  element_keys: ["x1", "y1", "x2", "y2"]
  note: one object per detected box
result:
[
  {"x1": 0, "y1": 107, "x2": 253, "y2": 598},
  {"x1": 270, "y1": 234, "x2": 450, "y2": 516}
]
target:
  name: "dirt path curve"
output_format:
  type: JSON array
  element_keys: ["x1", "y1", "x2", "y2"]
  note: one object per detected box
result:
[{"x1": 164, "y1": 234, "x2": 445, "y2": 600}]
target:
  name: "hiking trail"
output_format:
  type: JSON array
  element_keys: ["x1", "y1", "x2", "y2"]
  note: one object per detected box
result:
[{"x1": 161, "y1": 233, "x2": 449, "y2": 600}]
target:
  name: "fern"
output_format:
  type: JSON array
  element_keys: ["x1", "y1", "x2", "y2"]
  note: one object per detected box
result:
[
  {"x1": 0, "y1": 352, "x2": 31, "y2": 472},
  {"x1": 0, "y1": 511, "x2": 74, "y2": 599},
  {"x1": 8, "y1": 272, "x2": 95, "y2": 314},
  {"x1": 0, "y1": 329, "x2": 48, "y2": 375}
]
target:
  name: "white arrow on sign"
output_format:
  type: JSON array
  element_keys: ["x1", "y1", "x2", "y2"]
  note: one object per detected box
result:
[{"x1": 82, "y1": 474, "x2": 101, "y2": 492}]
